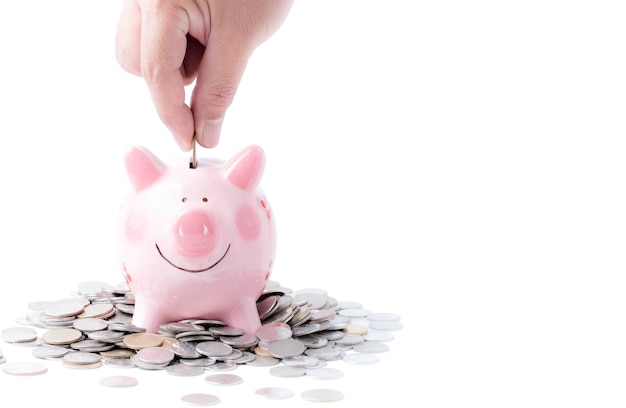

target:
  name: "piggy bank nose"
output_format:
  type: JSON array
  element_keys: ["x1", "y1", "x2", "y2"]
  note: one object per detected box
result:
[{"x1": 174, "y1": 211, "x2": 219, "y2": 256}]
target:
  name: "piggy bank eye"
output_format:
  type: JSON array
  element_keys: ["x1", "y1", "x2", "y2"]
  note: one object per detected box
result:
[
  {"x1": 202, "y1": 197, "x2": 208, "y2": 202},
  {"x1": 182, "y1": 197, "x2": 188, "y2": 203}
]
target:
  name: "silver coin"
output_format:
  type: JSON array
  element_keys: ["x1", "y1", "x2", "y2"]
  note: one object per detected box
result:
[
  {"x1": 368, "y1": 321, "x2": 404, "y2": 331},
  {"x1": 245, "y1": 356, "x2": 280, "y2": 367},
  {"x1": 209, "y1": 326, "x2": 245, "y2": 337},
  {"x1": 170, "y1": 341, "x2": 203, "y2": 358},
  {"x1": 63, "y1": 351, "x2": 101, "y2": 365},
  {"x1": 2, "y1": 327, "x2": 38, "y2": 343},
  {"x1": 2, "y1": 361, "x2": 48, "y2": 376},
  {"x1": 266, "y1": 338, "x2": 306, "y2": 358},
  {"x1": 0, "y1": 356, "x2": 5, "y2": 365},
  {"x1": 204, "y1": 361, "x2": 237, "y2": 371},
  {"x1": 136, "y1": 346, "x2": 175, "y2": 365},
  {"x1": 180, "y1": 393, "x2": 220, "y2": 406},
  {"x1": 73, "y1": 318, "x2": 108, "y2": 332},
  {"x1": 327, "y1": 315, "x2": 351, "y2": 330},
  {"x1": 43, "y1": 300, "x2": 85, "y2": 318},
  {"x1": 108, "y1": 323, "x2": 145, "y2": 333},
  {"x1": 334, "y1": 333, "x2": 365, "y2": 346},
  {"x1": 32, "y1": 345, "x2": 69, "y2": 359},
  {"x1": 160, "y1": 321, "x2": 202, "y2": 333},
  {"x1": 28, "y1": 301, "x2": 53, "y2": 310},
  {"x1": 130, "y1": 354, "x2": 169, "y2": 370},
  {"x1": 196, "y1": 341, "x2": 233, "y2": 357},
  {"x1": 166, "y1": 363, "x2": 205, "y2": 377},
  {"x1": 269, "y1": 365, "x2": 306, "y2": 378},
  {"x1": 282, "y1": 355, "x2": 320, "y2": 368},
  {"x1": 343, "y1": 353, "x2": 380, "y2": 365},
  {"x1": 88, "y1": 330, "x2": 125, "y2": 343},
  {"x1": 100, "y1": 375, "x2": 139, "y2": 388},
  {"x1": 204, "y1": 373, "x2": 243, "y2": 385},
  {"x1": 179, "y1": 357, "x2": 216, "y2": 367},
  {"x1": 337, "y1": 300, "x2": 362, "y2": 309},
  {"x1": 297, "y1": 334, "x2": 328, "y2": 349},
  {"x1": 304, "y1": 346, "x2": 343, "y2": 361},
  {"x1": 364, "y1": 331, "x2": 395, "y2": 342},
  {"x1": 293, "y1": 292, "x2": 327, "y2": 309},
  {"x1": 338, "y1": 308, "x2": 371, "y2": 318},
  {"x1": 305, "y1": 367, "x2": 344, "y2": 380},
  {"x1": 218, "y1": 349, "x2": 243, "y2": 361},
  {"x1": 231, "y1": 351, "x2": 256, "y2": 364},
  {"x1": 255, "y1": 386, "x2": 295, "y2": 400},
  {"x1": 255, "y1": 324, "x2": 293, "y2": 342},
  {"x1": 220, "y1": 333, "x2": 258, "y2": 348},
  {"x1": 301, "y1": 388, "x2": 344, "y2": 402},
  {"x1": 353, "y1": 341, "x2": 390, "y2": 354},
  {"x1": 367, "y1": 312, "x2": 401, "y2": 322},
  {"x1": 105, "y1": 358, "x2": 135, "y2": 369}
]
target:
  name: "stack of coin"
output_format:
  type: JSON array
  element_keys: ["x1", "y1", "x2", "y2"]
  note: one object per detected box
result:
[{"x1": 2, "y1": 279, "x2": 402, "y2": 375}]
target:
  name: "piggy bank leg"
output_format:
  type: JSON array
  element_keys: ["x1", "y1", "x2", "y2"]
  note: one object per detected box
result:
[
  {"x1": 131, "y1": 299, "x2": 166, "y2": 333},
  {"x1": 224, "y1": 299, "x2": 262, "y2": 335}
]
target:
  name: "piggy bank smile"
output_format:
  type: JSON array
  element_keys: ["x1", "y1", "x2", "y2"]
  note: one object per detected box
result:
[{"x1": 155, "y1": 242, "x2": 231, "y2": 273}]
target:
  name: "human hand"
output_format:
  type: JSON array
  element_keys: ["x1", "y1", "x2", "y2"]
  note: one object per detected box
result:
[{"x1": 115, "y1": 0, "x2": 294, "y2": 151}]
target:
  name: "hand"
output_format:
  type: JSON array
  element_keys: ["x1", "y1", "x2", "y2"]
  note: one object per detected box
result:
[{"x1": 115, "y1": 0, "x2": 294, "y2": 150}]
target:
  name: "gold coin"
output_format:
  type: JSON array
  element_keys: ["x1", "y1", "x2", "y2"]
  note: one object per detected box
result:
[
  {"x1": 62, "y1": 360, "x2": 103, "y2": 370},
  {"x1": 160, "y1": 337, "x2": 177, "y2": 348},
  {"x1": 42, "y1": 328, "x2": 83, "y2": 345},
  {"x1": 78, "y1": 303, "x2": 115, "y2": 319},
  {"x1": 342, "y1": 324, "x2": 368, "y2": 335},
  {"x1": 100, "y1": 348, "x2": 135, "y2": 359},
  {"x1": 123, "y1": 332, "x2": 164, "y2": 350}
]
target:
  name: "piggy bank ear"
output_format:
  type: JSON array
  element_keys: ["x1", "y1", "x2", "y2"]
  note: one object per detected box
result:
[
  {"x1": 124, "y1": 146, "x2": 167, "y2": 192},
  {"x1": 222, "y1": 145, "x2": 265, "y2": 191}
]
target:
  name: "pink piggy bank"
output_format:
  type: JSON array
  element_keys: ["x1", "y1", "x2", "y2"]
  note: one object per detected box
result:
[{"x1": 116, "y1": 145, "x2": 276, "y2": 334}]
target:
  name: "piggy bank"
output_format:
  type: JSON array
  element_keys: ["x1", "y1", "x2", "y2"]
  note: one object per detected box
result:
[{"x1": 116, "y1": 145, "x2": 276, "y2": 334}]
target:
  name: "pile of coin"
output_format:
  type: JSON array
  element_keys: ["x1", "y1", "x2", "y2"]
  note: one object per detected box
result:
[{"x1": 2, "y1": 280, "x2": 402, "y2": 380}]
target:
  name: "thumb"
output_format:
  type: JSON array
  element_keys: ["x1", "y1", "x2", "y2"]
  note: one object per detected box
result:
[{"x1": 191, "y1": 36, "x2": 253, "y2": 148}]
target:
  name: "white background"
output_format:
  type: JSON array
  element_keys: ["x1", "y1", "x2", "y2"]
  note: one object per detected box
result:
[{"x1": 0, "y1": 1, "x2": 625, "y2": 407}]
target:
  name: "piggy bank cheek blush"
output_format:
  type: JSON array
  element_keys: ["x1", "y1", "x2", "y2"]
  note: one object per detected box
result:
[{"x1": 235, "y1": 205, "x2": 261, "y2": 240}]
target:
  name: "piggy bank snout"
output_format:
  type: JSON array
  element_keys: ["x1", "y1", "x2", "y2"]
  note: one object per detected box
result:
[{"x1": 174, "y1": 210, "x2": 219, "y2": 256}]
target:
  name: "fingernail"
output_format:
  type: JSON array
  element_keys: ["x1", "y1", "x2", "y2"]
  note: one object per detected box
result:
[{"x1": 199, "y1": 118, "x2": 223, "y2": 148}]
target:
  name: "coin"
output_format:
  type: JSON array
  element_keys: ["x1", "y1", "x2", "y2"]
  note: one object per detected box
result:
[
  {"x1": 136, "y1": 346, "x2": 175, "y2": 365},
  {"x1": 78, "y1": 303, "x2": 115, "y2": 319},
  {"x1": 166, "y1": 363, "x2": 205, "y2": 377},
  {"x1": 343, "y1": 353, "x2": 380, "y2": 365},
  {"x1": 43, "y1": 299, "x2": 85, "y2": 318},
  {"x1": 256, "y1": 324, "x2": 292, "y2": 341},
  {"x1": 367, "y1": 312, "x2": 401, "y2": 322},
  {"x1": 305, "y1": 367, "x2": 344, "y2": 380},
  {"x1": 269, "y1": 365, "x2": 306, "y2": 378},
  {"x1": 105, "y1": 358, "x2": 135, "y2": 369},
  {"x1": 266, "y1": 338, "x2": 306, "y2": 358},
  {"x1": 2, "y1": 361, "x2": 48, "y2": 376},
  {"x1": 368, "y1": 321, "x2": 404, "y2": 331},
  {"x1": 352, "y1": 341, "x2": 390, "y2": 354},
  {"x1": 42, "y1": 328, "x2": 83, "y2": 345},
  {"x1": 73, "y1": 317, "x2": 109, "y2": 332},
  {"x1": 255, "y1": 387, "x2": 295, "y2": 400},
  {"x1": 2, "y1": 327, "x2": 38, "y2": 343},
  {"x1": 301, "y1": 389, "x2": 344, "y2": 402},
  {"x1": 196, "y1": 341, "x2": 233, "y2": 357},
  {"x1": 123, "y1": 332, "x2": 164, "y2": 349},
  {"x1": 32, "y1": 345, "x2": 69, "y2": 359},
  {"x1": 180, "y1": 393, "x2": 220, "y2": 406},
  {"x1": 100, "y1": 375, "x2": 139, "y2": 388},
  {"x1": 204, "y1": 373, "x2": 243, "y2": 385}
]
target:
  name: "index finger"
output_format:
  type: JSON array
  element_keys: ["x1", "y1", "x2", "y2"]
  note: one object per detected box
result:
[{"x1": 140, "y1": 4, "x2": 194, "y2": 150}]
